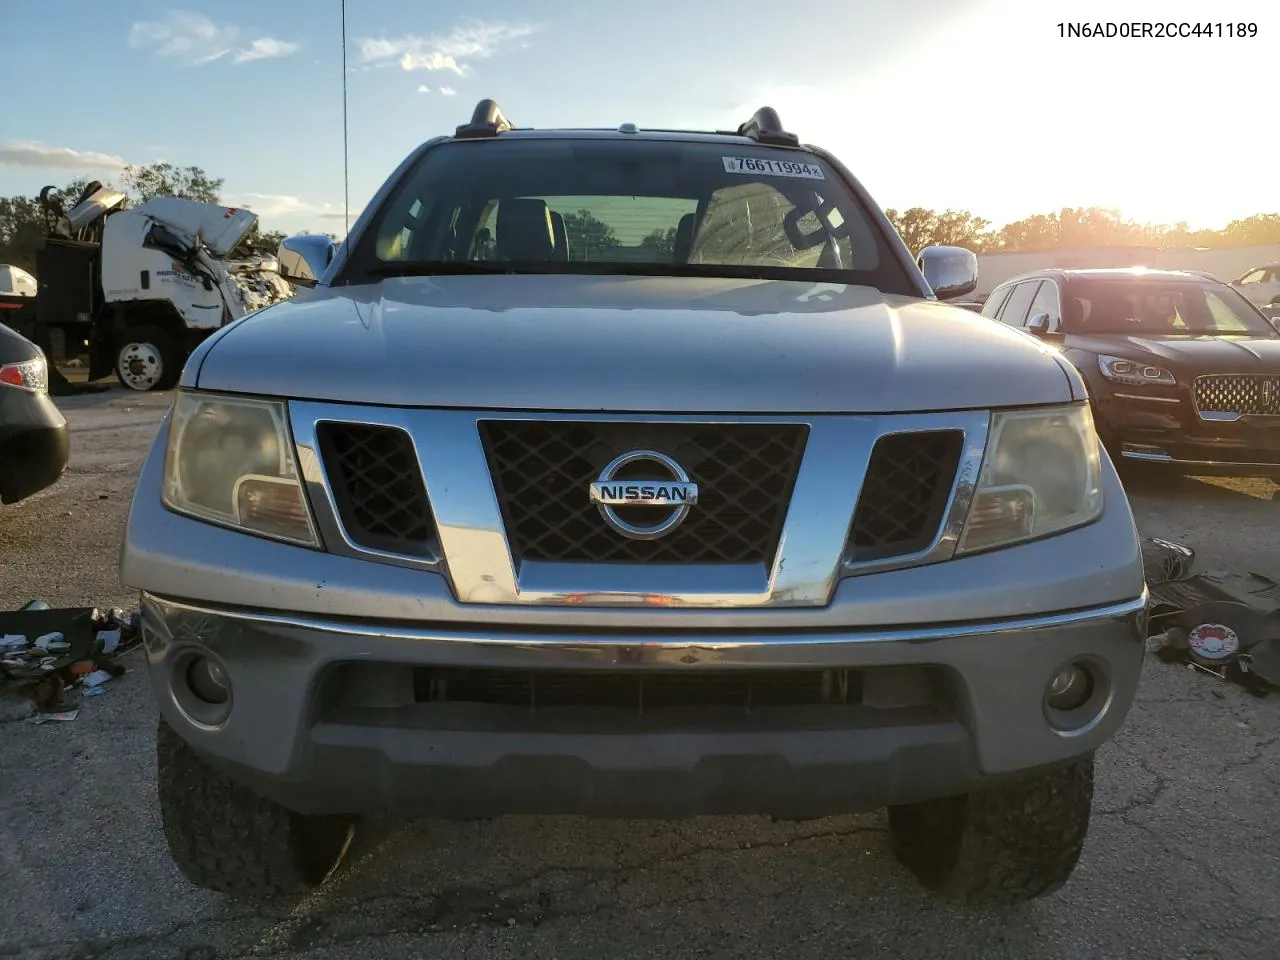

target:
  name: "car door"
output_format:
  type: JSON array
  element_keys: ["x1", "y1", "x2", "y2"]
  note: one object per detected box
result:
[
  {"x1": 1018, "y1": 277, "x2": 1059, "y2": 335},
  {"x1": 1234, "y1": 268, "x2": 1273, "y2": 306},
  {"x1": 980, "y1": 284, "x2": 1013, "y2": 320},
  {"x1": 1262, "y1": 268, "x2": 1280, "y2": 306},
  {"x1": 994, "y1": 280, "x2": 1042, "y2": 328}
]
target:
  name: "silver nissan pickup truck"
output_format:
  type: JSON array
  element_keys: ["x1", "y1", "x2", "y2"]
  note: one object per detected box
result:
[{"x1": 121, "y1": 101, "x2": 1148, "y2": 904}]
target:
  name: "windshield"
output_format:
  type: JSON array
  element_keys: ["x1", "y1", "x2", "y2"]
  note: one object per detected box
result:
[
  {"x1": 345, "y1": 137, "x2": 915, "y2": 292},
  {"x1": 1062, "y1": 279, "x2": 1276, "y2": 336}
]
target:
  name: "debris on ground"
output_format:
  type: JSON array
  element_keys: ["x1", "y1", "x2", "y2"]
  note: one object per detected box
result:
[
  {"x1": 0, "y1": 602, "x2": 140, "y2": 722},
  {"x1": 1142, "y1": 538, "x2": 1280, "y2": 697}
]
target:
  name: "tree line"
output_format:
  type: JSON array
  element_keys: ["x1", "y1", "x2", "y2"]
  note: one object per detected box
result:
[{"x1": 882, "y1": 206, "x2": 1280, "y2": 256}]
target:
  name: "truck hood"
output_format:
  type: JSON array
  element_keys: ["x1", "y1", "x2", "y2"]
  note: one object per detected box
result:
[
  {"x1": 1069, "y1": 332, "x2": 1280, "y2": 372},
  {"x1": 194, "y1": 274, "x2": 1074, "y2": 413},
  {"x1": 134, "y1": 197, "x2": 257, "y2": 258}
]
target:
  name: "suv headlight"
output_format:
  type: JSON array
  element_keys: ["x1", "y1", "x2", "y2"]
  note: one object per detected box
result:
[
  {"x1": 958, "y1": 403, "x2": 1103, "y2": 554},
  {"x1": 1098, "y1": 355, "x2": 1175, "y2": 386},
  {"x1": 161, "y1": 391, "x2": 319, "y2": 547}
]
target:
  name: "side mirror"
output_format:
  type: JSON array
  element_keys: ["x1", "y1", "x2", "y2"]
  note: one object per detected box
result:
[
  {"x1": 917, "y1": 245, "x2": 978, "y2": 300},
  {"x1": 1026, "y1": 312, "x2": 1051, "y2": 337},
  {"x1": 278, "y1": 235, "x2": 336, "y2": 288}
]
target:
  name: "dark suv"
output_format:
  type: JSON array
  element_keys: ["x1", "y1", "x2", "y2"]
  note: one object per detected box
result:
[{"x1": 983, "y1": 268, "x2": 1280, "y2": 475}]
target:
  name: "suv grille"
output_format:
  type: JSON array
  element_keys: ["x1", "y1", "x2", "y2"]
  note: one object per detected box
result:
[
  {"x1": 316, "y1": 422, "x2": 438, "y2": 557},
  {"x1": 414, "y1": 667, "x2": 861, "y2": 712},
  {"x1": 846, "y1": 430, "x2": 964, "y2": 564},
  {"x1": 1194, "y1": 374, "x2": 1280, "y2": 417},
  {"x1": 479, "y1": 421, "x2": 808, "y2": 565}
]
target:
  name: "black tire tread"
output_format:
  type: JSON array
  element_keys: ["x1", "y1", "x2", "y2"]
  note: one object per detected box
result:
[
  {"x1": 889, "y1": 754, "x2": 1094, "y2": 904},
  {"x1": 156, "y1": 718, "x2": 352, "y2": 898}
]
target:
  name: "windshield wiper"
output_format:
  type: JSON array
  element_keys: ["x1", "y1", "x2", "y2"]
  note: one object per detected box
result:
[{"x1": 367, "y1": 261, "x2": 532, "y2": 277}]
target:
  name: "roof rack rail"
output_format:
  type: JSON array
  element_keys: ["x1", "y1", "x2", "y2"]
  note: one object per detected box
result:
[
  {"x1": 736, "y1": 106, "x2": 799, "y2": 147},
  {"x1": 455, "y1": 98, "x2": 513, "y2": 139}
]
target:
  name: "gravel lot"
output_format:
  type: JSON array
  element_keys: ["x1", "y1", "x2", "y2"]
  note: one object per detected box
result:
[{"x1": 2, "y1": 387, "x2": 1278, "y2": 960}]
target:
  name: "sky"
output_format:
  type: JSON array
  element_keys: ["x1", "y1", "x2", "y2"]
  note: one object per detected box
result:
[{"x1": 1, "y1": 0, "x2": 1276, "y2": 238}]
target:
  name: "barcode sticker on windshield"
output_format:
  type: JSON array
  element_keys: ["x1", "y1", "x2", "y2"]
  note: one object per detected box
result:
[{"x1": 722, "y1": 156, "x2": 825, "y2": 180}]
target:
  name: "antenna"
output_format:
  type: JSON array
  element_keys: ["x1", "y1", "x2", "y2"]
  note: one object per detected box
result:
[{"x1": 341, "y1": 0, "x2": 350, "y2": 235}]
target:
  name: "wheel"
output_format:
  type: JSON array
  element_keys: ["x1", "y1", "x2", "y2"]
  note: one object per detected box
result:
[
  {"x1": 888, "y1": 754, "x2": 1094, "y2": 903},
  {"x1": 156, "y1": 719, "x2": 355, "y2": 898},
  {"x1": 115, "y1": 325, "x2": 181, "y2": 392}
]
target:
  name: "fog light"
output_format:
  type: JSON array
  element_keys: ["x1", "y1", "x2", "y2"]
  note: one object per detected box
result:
[
  {"x1": 1046, "y1": 663, "x2": 1092, "y2": 711},
  {"x1": 187, "y1": 656, "x2": 230, "y2": 705}
]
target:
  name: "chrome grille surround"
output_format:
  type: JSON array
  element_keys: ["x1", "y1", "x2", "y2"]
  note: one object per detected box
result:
[{"x1": 289, "y1": 404, "x2": 992, "y2": 608}]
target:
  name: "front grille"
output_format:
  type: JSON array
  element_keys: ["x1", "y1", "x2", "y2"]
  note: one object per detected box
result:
[
  {"x1": 1194, "y1": 374, "x2": 1280, "y2": 417},
  {"x1": 316, "y1": 422, "x2": 438, "y2": 557},
  {"x1": 846, "y1": 430, "x2": 964, "y2": 564},
  {"x1": 480, "y1": 421, "x2": 808, "y2": 565},
  {"x1": 413, "y1": 667, "x2": 861, "y2": 712}
]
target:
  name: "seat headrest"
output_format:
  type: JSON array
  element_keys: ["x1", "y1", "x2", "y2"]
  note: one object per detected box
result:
[
  {"x1": 673, "y1": 213, "x2": 695, "y2": 263},
  {"x1": 1062, "y1": 296, "x2": 1084, "y2": 328},
  {"x1": 497, "y1": 199, "x2": 555, "y2": 261},
  {"x1": 549, "y1": 210, "x2": 569, "y2": 261}
]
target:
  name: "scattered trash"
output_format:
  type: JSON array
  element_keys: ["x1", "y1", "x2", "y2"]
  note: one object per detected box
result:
[
  {"x1": 1141, "y1": 538, "x2": 1280, "y2": 697},
  {"x1": 0, "y1": 601, "x2": 140, "y2": 719},
  {"x1": 1187, "y1": 622, "x2": 1240, "y2": 667},
  {"x1": 83, "y1": 669, "x2": 113, "y2": 690},
  {"x1": 34, "y1": 632, "x2": 68, "y2": 653},
  {"x1": 29, "y1": 709, "x2": 80, "y2": 724},
  {"x1": 1142, "y1": 537, "x2": 1196, "y2": 582}
]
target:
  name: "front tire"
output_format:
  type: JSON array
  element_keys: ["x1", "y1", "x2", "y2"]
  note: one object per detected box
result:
[
  {"x1": 156, "y1": 719, "x2": 355, "y2": 898},
  {"x1": 115, "y1": 325, "x2": 181, "y2": 392},
  {"x1": 888, "y1": 754, "x2": 1094, "y2": 903}
]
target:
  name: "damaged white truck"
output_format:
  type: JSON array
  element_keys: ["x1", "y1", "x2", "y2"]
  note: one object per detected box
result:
[{"x1": 30, "y1": 183, "x2": 294, "y2": 391}]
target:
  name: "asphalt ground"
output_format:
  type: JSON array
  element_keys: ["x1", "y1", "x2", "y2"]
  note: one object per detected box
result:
[{"x1": 2, "y1": 386, "x2": 1277, "y2": 960}]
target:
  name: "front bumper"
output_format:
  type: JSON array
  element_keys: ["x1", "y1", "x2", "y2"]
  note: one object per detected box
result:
[
  {"x1": 1094, "y1": 390, "x2": 1280, "y2": 476},
  {"x1": 0, "y1": 391, "x2": 69, "y2": 503},
  {"x1": 141, "y1": 591, "x2": 1147, "y2": 819}
]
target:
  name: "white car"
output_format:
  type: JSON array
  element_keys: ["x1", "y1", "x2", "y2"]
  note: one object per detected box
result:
[
  {"x1": 0, "y1": 265, "x2": 38, "y2": 298},
  {"x1": 1231, "y1": 263, "x2": 1280, "y2": 307}
]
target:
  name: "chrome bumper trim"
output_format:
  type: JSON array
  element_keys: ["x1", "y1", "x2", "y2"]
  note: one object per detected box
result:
[
  {"x1": 142, "y1": 588, "x2": 1148, "y2": 658},
  {"x1": 1120, "y1": 449, "x2": 1280, "y2": 468},
  {"x1": 1113, "y1": 393, "x2": 1180, "y2": 405}
]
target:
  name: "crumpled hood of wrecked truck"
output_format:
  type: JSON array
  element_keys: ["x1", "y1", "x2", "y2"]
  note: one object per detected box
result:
[{"x1": 189, "y1": 274, "x2": 1076, "y2": 413}]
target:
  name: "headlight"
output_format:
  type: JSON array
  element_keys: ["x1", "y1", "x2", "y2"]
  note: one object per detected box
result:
[
  {"x1": 162, "y1": 391, "x2": 318, "y2": 547},
  {"x1": 957, "y1": 404, "x2": 1103, "y2": 554},
  {"x1": 1097, "y1": 355, "x2": 1175, "y2": 386}
]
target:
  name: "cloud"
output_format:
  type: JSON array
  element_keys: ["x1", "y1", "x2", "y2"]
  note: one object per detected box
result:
[
  {"x1": 417, "y1": 84, "x2": 431, "y2": 94},
  {"x1": 129, "y1": 10, "x2": 299, "y2": 66},
  {"x1": 129, "y1": 11, "x2": 237, "y2": 63},
  {"x1": 235, "y1": 37, "x2": 299, "y2": 63},
  {"x1": 356, "y1": 19, "x2": 536, "y2": 75},
  {"x1": 226, "y1": 193, "x2": 311, "y2": 218},
  {"x1": 0, "y1": 140, "x2": 128, "y2": 172},
  {"x1": 439, "y1": 86, "x2": 457, "y2": 96},
  {"x1": 318, "y1": 211, "x2": 354, "y2": 221}
]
